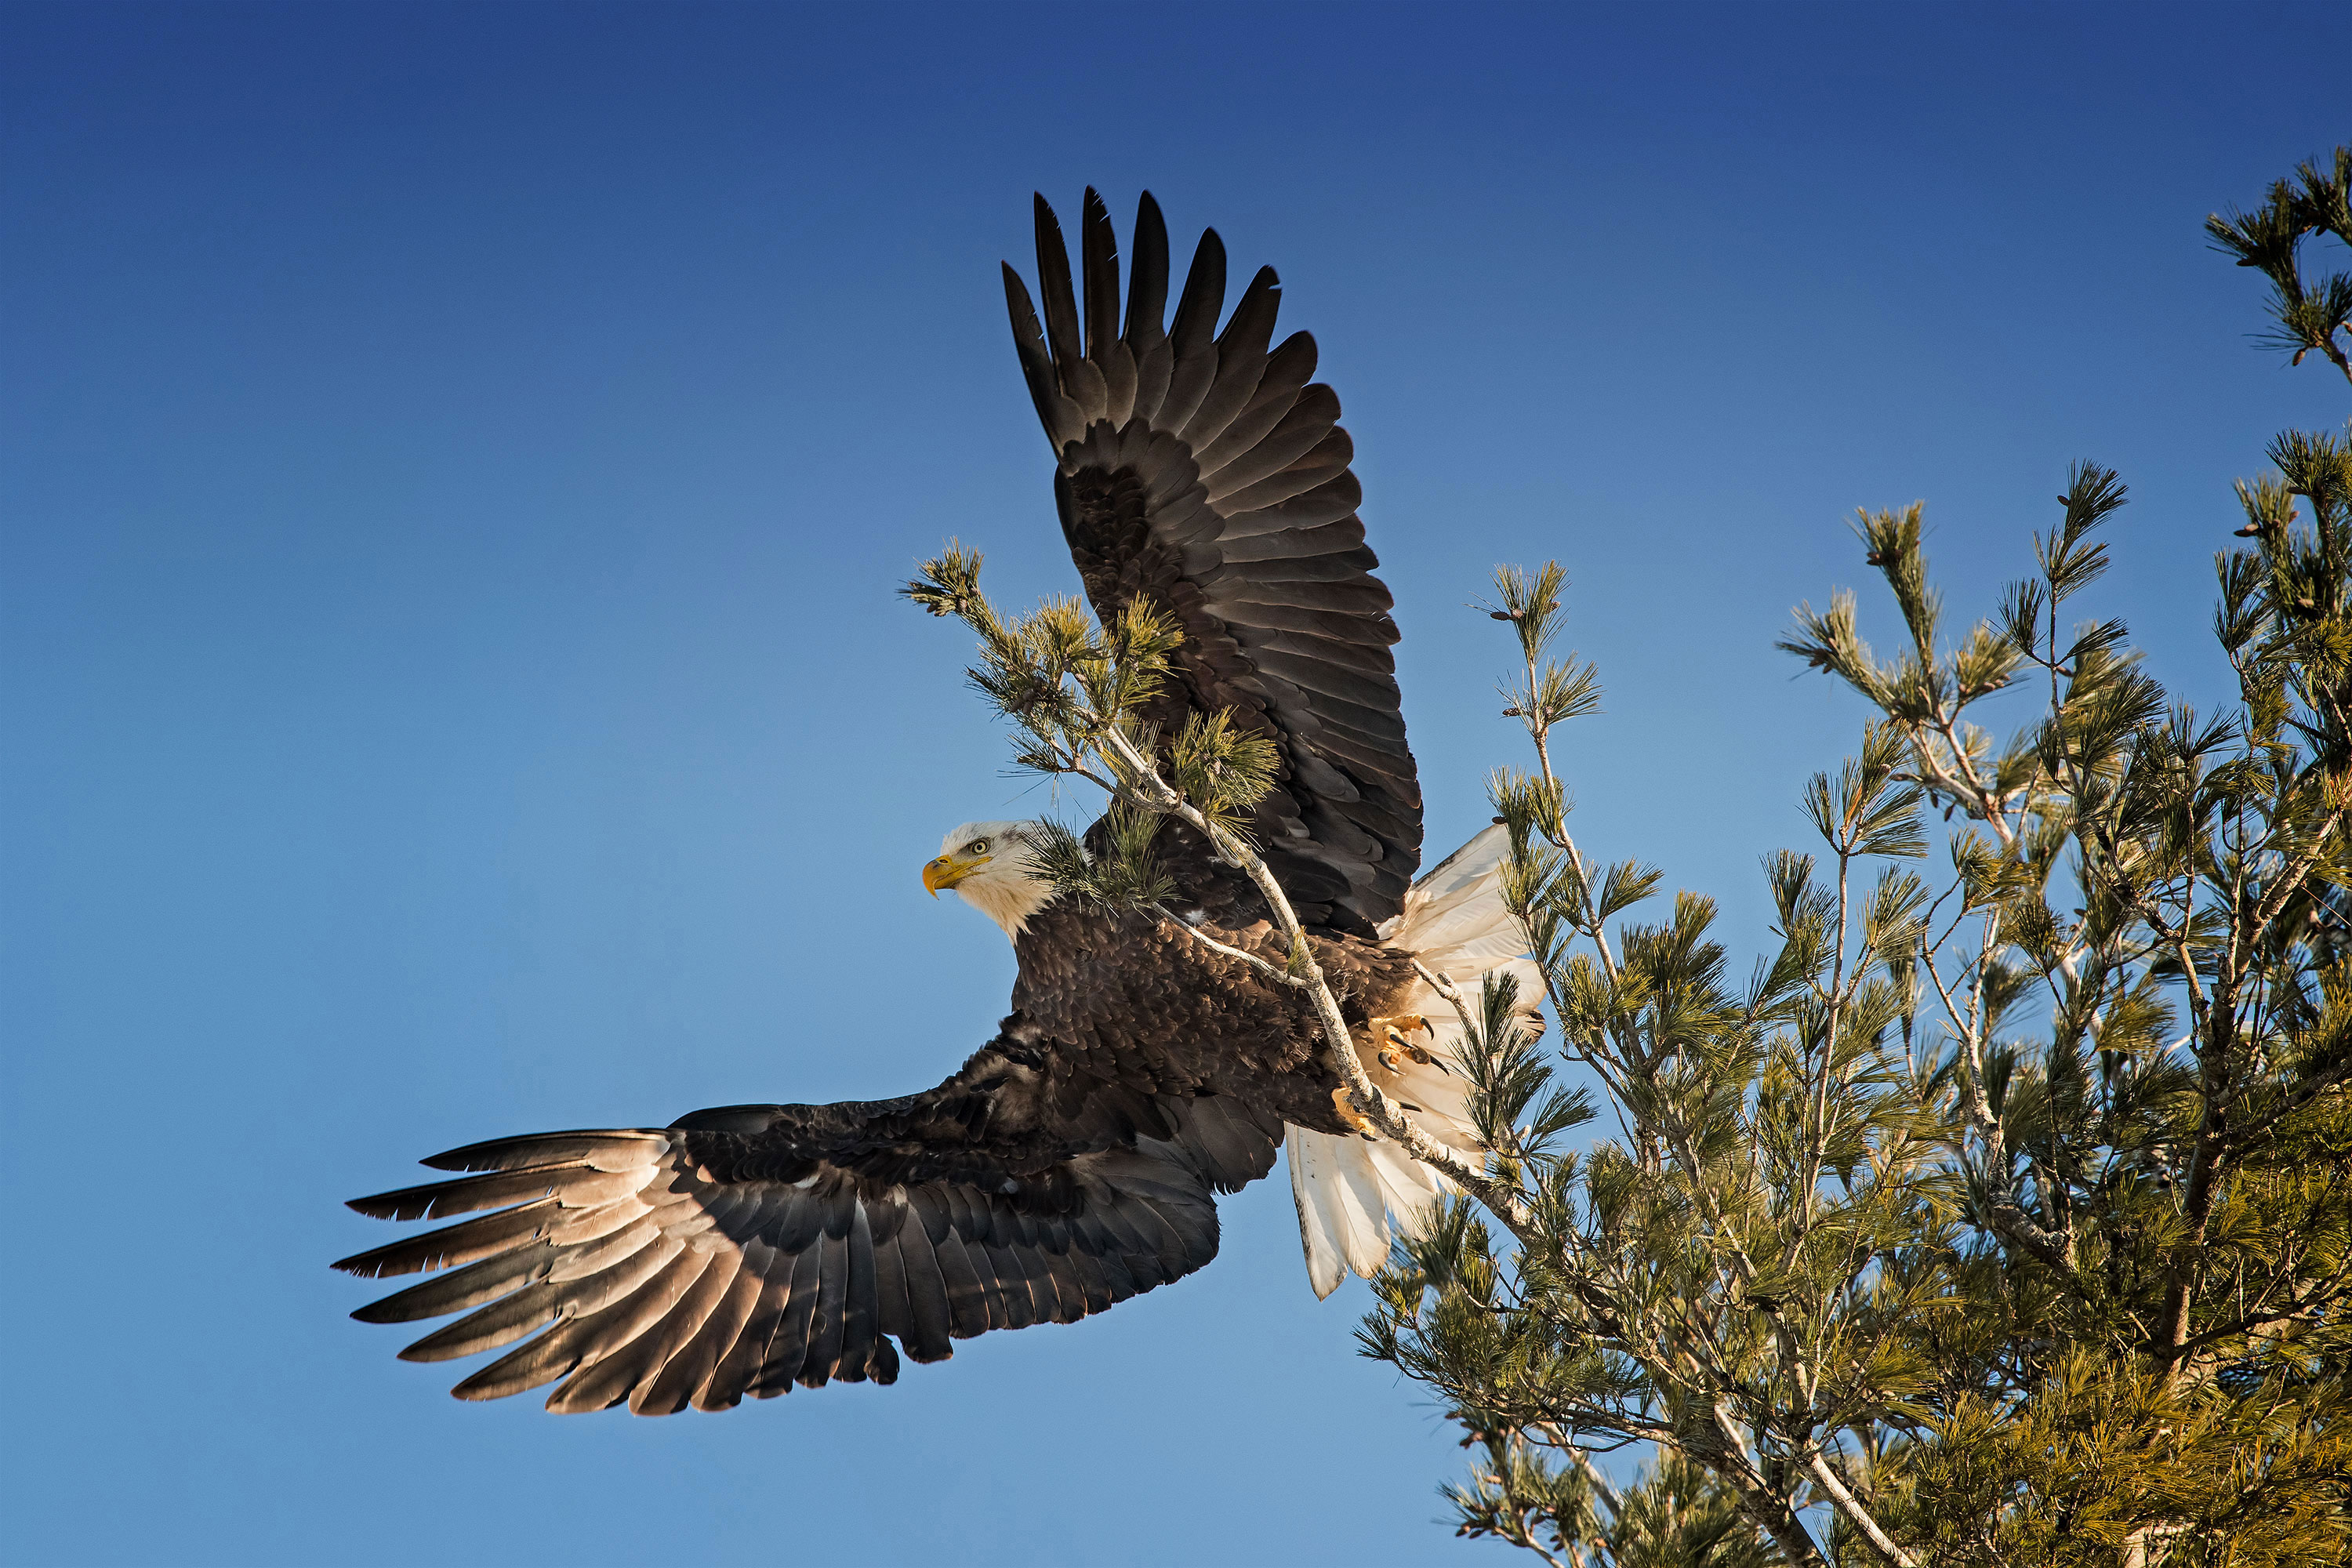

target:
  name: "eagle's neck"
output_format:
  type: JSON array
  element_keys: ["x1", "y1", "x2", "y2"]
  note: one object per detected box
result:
[{"x1": 964, "y1": 876, "x2": 1059, "y2": 941}]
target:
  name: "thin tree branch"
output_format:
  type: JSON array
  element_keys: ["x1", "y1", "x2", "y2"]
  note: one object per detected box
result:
[{"x1": 1095, "y1": 723, "x2": 1544, "y2": 1243}]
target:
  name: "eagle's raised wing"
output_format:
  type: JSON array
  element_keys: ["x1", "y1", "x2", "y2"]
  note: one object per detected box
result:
[
  {"x1": 1006, "y1": 191, "x2": 1422, "y2": 937},
  {"x1": 335, "y1": 1044, "x2": 1279, "y2": 1414}
]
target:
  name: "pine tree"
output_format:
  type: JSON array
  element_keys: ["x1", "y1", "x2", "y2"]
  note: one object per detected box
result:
[{"x1": 1359, "y1": 148, "x2": 2352, "y2": 1564}]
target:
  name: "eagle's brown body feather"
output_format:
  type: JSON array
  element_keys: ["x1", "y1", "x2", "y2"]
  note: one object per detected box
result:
[{"x1": 1011, "y1": 899, "x2": 1416, "y2": 1136}]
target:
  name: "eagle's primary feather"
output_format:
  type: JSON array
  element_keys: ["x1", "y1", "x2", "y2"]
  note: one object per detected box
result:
[{"x1": 336, "y1": 191, "x2": 1522, "y2": 1414}]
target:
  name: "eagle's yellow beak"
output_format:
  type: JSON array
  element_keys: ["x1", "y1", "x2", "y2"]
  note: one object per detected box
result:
[{"x1": 922, "y1": 851, "x2": 989, "y2": 896}]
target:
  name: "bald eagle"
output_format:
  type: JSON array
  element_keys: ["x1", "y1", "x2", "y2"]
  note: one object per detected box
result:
[{"x1": 335, "y1": 191, "x2": 1535, "y2": 1414}]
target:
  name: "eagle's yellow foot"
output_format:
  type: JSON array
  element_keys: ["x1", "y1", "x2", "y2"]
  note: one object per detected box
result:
[
  {"x1": 1332, "y1": 1086, "x2": 1380, "y2": 1136},
  {"x1": 1367, "y1": 1014, "x2": 1433, "y2": 1073}
]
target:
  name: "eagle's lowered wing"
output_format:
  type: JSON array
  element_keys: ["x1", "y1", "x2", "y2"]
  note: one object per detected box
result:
[
  {"x1": 335, "y1": 1051, "x2": 1279, "y2": 1414},
  {"x1": 1005, "y1": 191, "x2": 1422, "y2": 937}
]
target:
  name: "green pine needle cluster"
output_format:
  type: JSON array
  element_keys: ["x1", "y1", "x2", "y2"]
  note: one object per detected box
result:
[
  {"x1": 902, "y1": 545, "x2": 1276, "y2": 911},
  {"x1": 1025, "y1": 806, "x2": 1174, "y2": 914},
  {"x1": 1446, "y1": 1436, "x2": 1780, "y2": 1568},
  {"x1": 1168, "y1": 710, "x2": 1280, "y2": 839},
  {"x1": 904, "y1": 543, "x2": 1181, "y2": 777},
  {"x1": 2207, "y1": 146, "x2": 2352, "y2": 384}
]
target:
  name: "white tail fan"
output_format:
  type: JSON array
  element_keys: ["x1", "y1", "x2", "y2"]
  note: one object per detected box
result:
[{"x1": 1287, "y1": 826, "x2": 1539, "y2": 1298}]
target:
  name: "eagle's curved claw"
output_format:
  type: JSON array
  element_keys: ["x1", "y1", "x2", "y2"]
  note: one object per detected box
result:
[{"x1": 1367, "y1": 1014, "x2": 1433, "y2": 1073}]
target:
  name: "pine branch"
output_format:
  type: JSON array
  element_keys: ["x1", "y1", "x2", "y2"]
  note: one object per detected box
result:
[{"x1": 1094, "y1": 723, "x2": 1541, "y2": 1238}]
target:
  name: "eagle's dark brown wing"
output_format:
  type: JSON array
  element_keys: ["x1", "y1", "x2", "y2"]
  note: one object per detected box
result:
[
  {"x1": 335, "y1": 1040, "x2": 1279, "y2": 1414},
  {"x1": 1006, "y1": 190, "x2": 1422, "y2": 937}
]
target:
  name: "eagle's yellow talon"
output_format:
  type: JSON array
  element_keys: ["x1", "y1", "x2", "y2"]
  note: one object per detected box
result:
[{"x1": 1332, "y1": 1086, "x2": 1378, "y2": 1135}]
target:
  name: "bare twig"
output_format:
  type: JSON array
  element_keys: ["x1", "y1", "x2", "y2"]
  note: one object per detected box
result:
[{"x1": 1150, "y1": 904, "x2": 1308, "y2": 989}]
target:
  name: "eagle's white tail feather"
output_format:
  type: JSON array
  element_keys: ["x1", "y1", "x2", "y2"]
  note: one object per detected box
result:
[
  {"x1": 1367, "y1": 1138, "x2": 1446, "y2": 1208},
  {"x1": 1290, "y1": 826, "x2": 1536, "y2": 1298},
  {"x1": 1329, "y1": 1139, "x2": 1394, "y2": 1275},
  {"x1": 1285, "y1": 1127, "x2": 1352, "y2": 1298}
]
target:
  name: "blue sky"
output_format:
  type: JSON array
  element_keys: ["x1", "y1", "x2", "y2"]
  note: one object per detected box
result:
[{"x1": 5, "y1": 3, "x2": 2347, "y2": 1564}]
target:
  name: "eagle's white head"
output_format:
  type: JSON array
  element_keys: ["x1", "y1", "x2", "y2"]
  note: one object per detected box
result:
[{"x1": 921, "y1": 819, "x2": 1057, "y2": 939}]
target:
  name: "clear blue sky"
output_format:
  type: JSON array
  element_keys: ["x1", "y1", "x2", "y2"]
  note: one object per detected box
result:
[{"x1": 5, "y1": 4, "x2": 2346, "y2": 1564}]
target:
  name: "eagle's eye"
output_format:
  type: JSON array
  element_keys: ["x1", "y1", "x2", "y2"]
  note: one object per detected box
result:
[{"x1": 967, "y1": 839, "x2": 989, "y2": 855}]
